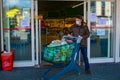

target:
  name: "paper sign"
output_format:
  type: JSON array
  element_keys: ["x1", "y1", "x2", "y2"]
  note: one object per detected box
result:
[
  {"x1": 97, "y1": 29, "x2": 105, "y2": 36},
  {"x1": 96, "y1": 1, "x2": 102, "y2": 16},
  {"x1": 105, "y1": 2, "x2": 111, "y2": 16},
  {"x1": 20, "y1": 19, "x2": 30, "y2": 27},
  {"x1": 22, "y1": 8, "x2": 30, "y2": 19},
  {"x1": 19, "y1": 31, "x2": 29, "y2": 40},
  {"x1": 98, "y1": 18, "x2": 107, "y2": 25},
  {"x1": 90, "y1": 13, "x2": 96, "y2": 22},
  {"x1": 20, "y1": 34, "x2": 28, "y2": 40},
  {"x1": 20, "y1": 8, "x2": 30, "y2": 27}
]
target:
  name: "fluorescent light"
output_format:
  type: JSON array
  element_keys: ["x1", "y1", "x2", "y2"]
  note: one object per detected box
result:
[{"x1": 72, "y1": 2, "x2": 87, "y2": 8}]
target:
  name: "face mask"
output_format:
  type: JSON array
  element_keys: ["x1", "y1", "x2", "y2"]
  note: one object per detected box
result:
[{"x1": 76, "y1": 21, "x2": 80, "y2": 25}]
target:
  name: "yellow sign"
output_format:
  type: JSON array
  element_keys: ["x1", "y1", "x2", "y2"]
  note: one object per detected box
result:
[{"x1": 6, "y1": 9, "x2": 20, "y2": 18}]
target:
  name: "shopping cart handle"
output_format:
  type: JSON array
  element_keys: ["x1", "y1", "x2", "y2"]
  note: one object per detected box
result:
[
  {"x1": 62, "y1": 36, "x2": 77, "y2": 39},
  {"x1": 62, "y1": 36, "x2": 82, "y2": 43}
]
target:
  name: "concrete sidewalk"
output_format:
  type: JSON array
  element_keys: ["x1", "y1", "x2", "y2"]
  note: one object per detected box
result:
[{"x1": 0, "y1": 63, "x2": 120, "y2": 80}]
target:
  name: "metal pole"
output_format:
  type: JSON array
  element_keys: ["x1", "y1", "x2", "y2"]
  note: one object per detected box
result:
[
  {"x1": 35, "y1": 19, "x2": 41, "y2": 68},
  {"x1": 0, "y1": 0, "x2": 3, "y2": 51},
  {"x1": 88, "y1": 0, "x2": 91, "y2": 62},
  {"x1": 39, "y1": 19, "x2": 42, "y2": 66},
  {"x1": 84, "y1": 1, "x2": 87, "y2": 22},
  {"x1": 31, "y1": 0, "x2": 35, "y2": 66},
  {"x1": 6, "y1": 0, "x2": 10, "y2": 52},
  {"x1": 35, "y1": 0, "x2": 39, "y2": 67}
]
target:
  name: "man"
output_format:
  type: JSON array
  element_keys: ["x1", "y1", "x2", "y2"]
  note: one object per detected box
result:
[
  {"x1": 38, "y1": 14, "x2": 45, "y2": 28},
  {"x1": 68, "y1": 15, "x2": 91, "y2": 74},
  {"x1": 38, "y1": 14, "x2": 46, "y2": 35}
]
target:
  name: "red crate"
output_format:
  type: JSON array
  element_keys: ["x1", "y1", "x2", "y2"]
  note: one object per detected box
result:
[{"x1": 1, "y1": 50, "x2": 14, "y2": 71}]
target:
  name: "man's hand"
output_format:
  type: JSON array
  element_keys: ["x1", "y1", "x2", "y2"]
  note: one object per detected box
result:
[
  {"x1": 67, "y1": 34, "x2": 72, "y2": 37},
  {"x1": 80, "y1": 36, "x2": 83, "y2": 39}
]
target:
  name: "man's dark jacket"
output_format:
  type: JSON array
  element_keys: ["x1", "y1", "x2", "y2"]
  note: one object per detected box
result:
[{"x1": 68, "y1": 24, "x2": 90, "y2": 47}]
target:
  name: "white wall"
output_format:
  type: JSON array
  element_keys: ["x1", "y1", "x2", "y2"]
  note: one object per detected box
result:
[{"x1": 115, "y1": 0, "x2": 120, "y2": 62}]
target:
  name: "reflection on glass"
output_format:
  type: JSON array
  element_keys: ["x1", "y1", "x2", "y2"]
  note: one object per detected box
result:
[
  {"x1": 90, "y1": 1, "x2": 114, "y2": 58},
  {"x1": 2, "y1": 0, "x2": 31, "y2": 61}
]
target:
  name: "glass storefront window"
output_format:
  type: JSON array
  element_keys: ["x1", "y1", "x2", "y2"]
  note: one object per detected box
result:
[
  {"x1": 2, "y1": 0, "x2": 32, "y2": 61},
  {"x1": 90, "y1": 1, "x2": 115, "y2": 58}
]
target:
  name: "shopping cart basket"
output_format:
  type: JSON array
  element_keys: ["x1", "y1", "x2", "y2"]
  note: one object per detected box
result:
[{"x1": 41, "y1": 36, "x2": 82, "y2": 80}]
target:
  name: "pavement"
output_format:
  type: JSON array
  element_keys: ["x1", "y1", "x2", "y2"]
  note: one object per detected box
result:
[{"x1": 0, "y1": 63, "x2": 120, "y2": 80}]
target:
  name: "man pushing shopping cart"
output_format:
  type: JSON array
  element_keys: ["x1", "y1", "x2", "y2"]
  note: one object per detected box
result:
[{"x1": 41, "y1": 15, "x2": 91, "y2": 80}]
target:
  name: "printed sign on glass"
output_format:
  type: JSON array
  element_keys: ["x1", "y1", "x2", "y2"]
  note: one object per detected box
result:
[
  {"x1": 90, "y1": 13, "x2": 97, "y2": 22},
  {"x1": 98, "y1": 18, "x2": 107, "y2": 25},
  {"x1": 97, "y1": 29, "x2": 105, "y2": 36}
]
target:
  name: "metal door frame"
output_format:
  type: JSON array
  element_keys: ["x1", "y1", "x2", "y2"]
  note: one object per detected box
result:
[
  {"x1": 0, "y1": 0, "x2": 4, "y2": 51},
  {"x1": 0, "y1": 0, "x2": 36, "y2": 67},
  {"x1": 14, "y1": 0, "x2": 35, "y2": 67},
  {"x1": 87, "y1": 0, "x2": 116, "y2": 63}
]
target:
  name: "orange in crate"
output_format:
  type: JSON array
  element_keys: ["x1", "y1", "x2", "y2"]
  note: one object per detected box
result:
[{"x1": 1, "y1": 50, "x2": 14, "y2": 71}]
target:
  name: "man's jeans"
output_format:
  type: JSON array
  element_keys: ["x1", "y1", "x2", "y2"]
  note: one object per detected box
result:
[{"x1": 78, "y1": 47, "x2": 90, "y2": 70}]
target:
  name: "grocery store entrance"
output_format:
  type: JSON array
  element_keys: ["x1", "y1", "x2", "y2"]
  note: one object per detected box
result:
[
  {"x1": 38, "y1": 0, "x2": 86, "y2": 66},
  {"x1": 0, "y1": 0, "x2": 116, "y2": 67},
  {"x1": 0, "y1": 0, "x2": 87, "y2": 67},
  {"x1": 38, "y1": 0, "x2": 116, "y2": 66}
]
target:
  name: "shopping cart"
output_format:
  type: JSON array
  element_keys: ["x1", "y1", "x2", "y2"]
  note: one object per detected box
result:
[{"x1": 41, "y1": 36, "x2": 82, "y2": 80}]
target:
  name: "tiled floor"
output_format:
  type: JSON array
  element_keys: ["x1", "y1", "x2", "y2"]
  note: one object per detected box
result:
[{"x1": 0, "y1": 63, "x2": 120, "y2": 80}]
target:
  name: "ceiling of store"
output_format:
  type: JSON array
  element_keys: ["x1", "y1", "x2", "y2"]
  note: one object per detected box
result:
[{"x1": 38, "y1": 1, "x2": 84, "y2": 19}]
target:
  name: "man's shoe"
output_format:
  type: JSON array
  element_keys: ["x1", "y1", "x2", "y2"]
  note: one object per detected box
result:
[{"x1": 85, "y1": 69, "x2": 92, "y2": 74}]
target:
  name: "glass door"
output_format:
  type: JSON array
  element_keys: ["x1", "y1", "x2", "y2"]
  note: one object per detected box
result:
[
  {"x1": 1, "y1": 0, "x2": 35, "y2": 67},
  {"x1": 89, "y1": 0, "x2": 115, "y2": 63}
]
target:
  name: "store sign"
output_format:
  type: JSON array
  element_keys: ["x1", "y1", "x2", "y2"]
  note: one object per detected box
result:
[
  {"x1": 96, "y1": 1, "x2": 102, "y2": 16},
  {"x1": 105, "y1": 2, "x2": 111, "y2": 16},
  {"x1": 6, "y1": 8, "x2": 20, "y2": 18}
]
